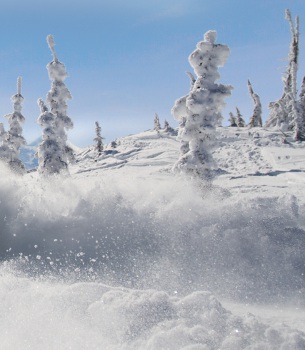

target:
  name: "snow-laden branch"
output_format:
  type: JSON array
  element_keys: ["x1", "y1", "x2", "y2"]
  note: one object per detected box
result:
[
  {"x1": 47, "y1": 34, "x2": 57, "y2": 61},
  {"x1": 17, "y1": 76, "x2": 22, "y2": 96}
]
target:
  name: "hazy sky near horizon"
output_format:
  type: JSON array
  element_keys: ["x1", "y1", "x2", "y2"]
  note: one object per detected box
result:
[{"x1": 0, "y1": 0, "x2": 305, "y2": 146}]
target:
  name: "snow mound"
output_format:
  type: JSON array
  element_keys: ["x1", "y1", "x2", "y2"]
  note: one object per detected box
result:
[
  {"x1": 73, "y1": 129, "x2": 179, "y2": 174},
  {"x1": 1, "y1": 271, "x2": 304, "y2": 349}
]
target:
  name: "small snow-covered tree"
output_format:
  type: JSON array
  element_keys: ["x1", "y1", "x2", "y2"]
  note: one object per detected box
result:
[
  {"x1": 94, "y1": 121, "x2": 104, "y2": 155},
  {"x1": 228, "y1": 112, "x2": 237, "y2": 127},
  {"x1": 38, "y1": 35, "x2": 74, "y2": 175},
  {"x1": 172, "y1": 30, "x2": 232, "y2": 179},
  {"x1": 154, "y1": 113, "x2": 161, "y2": 131},
  {"x1": 0, "y1": 77, "x2": 26, "y2": 173},
  {"x1": 163, "y1": 119, "x2": 176, "y2": 134},
  {"x1": 267, "y1": 100, "x2": 284, "y2": 128},
  {"x1": 266, "y1": 9, "x2": 301, "y2": 138},
  {"x1": 110, "y1": 140, "x2": 117, "y2": 148},
  {"x1": 248, "y1": 80, "x2": 262, "y2": 127},
  {"x1": 235, "y1": 107, "x2": 245, "y2": 127}
]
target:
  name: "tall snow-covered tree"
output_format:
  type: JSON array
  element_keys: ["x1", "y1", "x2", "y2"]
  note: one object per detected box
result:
[
  {"x1": 0, "y1": 77, "x2": 26, "y2": 173},
  {"x1": 248, "y1": 80, "x2": 262, "y2": 127},
  {"x1": 266, "y1": 9, "x2": 301, "y2": 138},
  {"x1": 228, "y1": 112, "x2": 237, "y2": 127},
  {"x1": 37, "y1": 98, "x2": 63, "y2": 175},
  {"x1": 37, "y1": 35, "x2": 74, "y2": 175},
  {"x1": 94, "y1": 121, "x2": 104, "y2": 155},
  {"x1": 154, "y1": 113, "x2": 161, "y2": 131},
  {"x1": 172, "y1": 30, "x2": 233, "y2": 179},
  {"x1": 236, "y1": 107, "x2": 245, "y2": 127}
]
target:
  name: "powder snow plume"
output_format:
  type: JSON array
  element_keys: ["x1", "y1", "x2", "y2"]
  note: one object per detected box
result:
[{"x1": 1, "y1": 154, "x2": 305, "y2": 348}]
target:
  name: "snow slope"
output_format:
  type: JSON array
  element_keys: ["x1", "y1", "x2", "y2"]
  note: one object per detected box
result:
[{"x1": 1, "y1": 127, "x2": 305, "y2": 349}]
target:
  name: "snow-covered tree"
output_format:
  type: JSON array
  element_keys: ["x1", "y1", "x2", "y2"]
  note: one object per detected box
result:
[
  {"x1": 236, "y1": 107, "x2": 245, "y2": 127},
  {"x1": 154, "y1": 113, "x2": 161, "y2": 131},
  {"x1": 266, "y1": 9, "x2": 301, "y2": 138},
  {"x1": 110, "y1": 140, "x2": 117, "y2": 148},
  {"x1": 172, "y1": 30, "x2": 233, "y2": 179},
  {"x1": 163, "y1": 119, "x2": 176, "y2": 134},
  {"x1": 94, "y1": 121, "x2": 104, "y2": 155},
  {"x1": 247, "y1": 80, "x2": 262, "y2": 127},
  {"x1": 37, "y1": 35, "x2": 74, "y2": 175},
  {"x1": 0, "y1": 77, "x2": 26, "y2": 173},
  {"x1": 228, "y1": 112, "x2": 237, "y2": 127},
  {"x1": 267, "y1": 98, "x2": 290, "y2": 132},
  {"x1": 299, "y1": 77, "x2": 305, "y2": 121},
  {"x1": 37, "y1": 98, "x2": 63, "y2": 175}
]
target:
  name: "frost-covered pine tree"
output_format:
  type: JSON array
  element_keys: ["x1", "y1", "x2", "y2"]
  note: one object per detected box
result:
[
  {"x1": 154, "y1": 113, "x2": 161, "y2": 131},
  {"x1": 0, "y1": 77, "x2": 26, "y2": 173},
  {"x1": 37, "y1": 98, "x2": 63, "y2": 174},
  {"x1": 37, "y1": 35, "x2": 74, "y2": 174},
  {"x1": 266, "y1": 9, "x2": 301, "y2": 138},
  {"x1": 172, "y1": 30, "x2": 233, "y2": 179},
  {"x1": 94, "y1": 121, "x2": 104, "y2": 155},
  {"x1": 228, "y1": 112, "x2": 237, "y2": 127},
  {"x1": 236, "y1": 107, "x2": 245, "y2": 127},
  {"x1": 247, "y1": 80, "x2": 262, "y2": 127},
  {"x1": 110, "y1": 140, "x2": 117, "y2": 148}
]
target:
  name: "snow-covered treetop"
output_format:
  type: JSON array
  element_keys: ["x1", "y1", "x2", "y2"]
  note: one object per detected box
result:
[
  {"x1": 11, "y1": 76, "x2": 24, "y2": 114},
  {"x1": 17, "y1": 76, "x2": 22, "y2": 96},
  {"x1": 204, "y1": 30, "x2": 217, "y2": 44},
  {"x1": 47, "y1": 35, "x2": 57, "y2": 61},
  {"x1": 285, "y1": 9, "x2": 299, "y2": 41},
  {"x1": 46, "y1": 35, "x2": 68, "y2": 82},
  {"x1": 189, "y1": 30, "x2": 230, "y2": 78}
]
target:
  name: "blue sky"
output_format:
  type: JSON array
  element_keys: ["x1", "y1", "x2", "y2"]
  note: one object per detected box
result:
[{"x1": 0, "y1": 0, "x2": 305, "y2": 146}]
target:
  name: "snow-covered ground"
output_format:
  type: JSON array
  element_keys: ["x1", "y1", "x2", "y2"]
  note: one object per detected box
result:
[{"x1": 1, "y1": 127, "x2": 305, "y2": 349}]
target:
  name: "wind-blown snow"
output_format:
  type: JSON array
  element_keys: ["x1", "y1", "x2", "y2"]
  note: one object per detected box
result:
[{"x1": 1, "y1": 127, "x2": 305, "y2": 349}]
